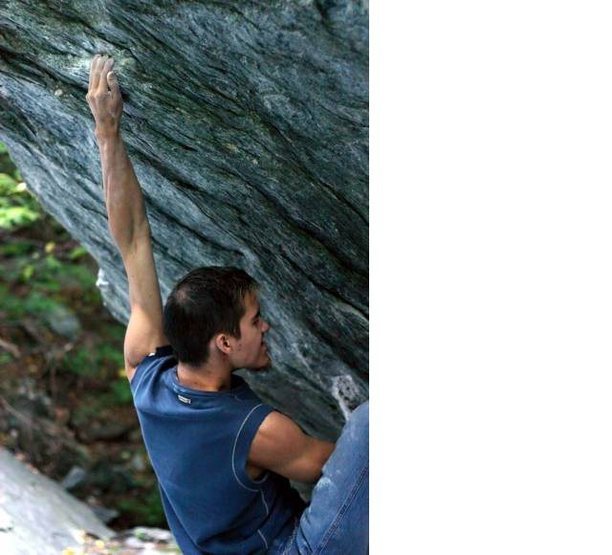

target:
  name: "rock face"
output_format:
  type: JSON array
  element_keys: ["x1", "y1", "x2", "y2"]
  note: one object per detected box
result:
[{"x1": 0, "y1": 1, "x2": 368, "y2": 437}]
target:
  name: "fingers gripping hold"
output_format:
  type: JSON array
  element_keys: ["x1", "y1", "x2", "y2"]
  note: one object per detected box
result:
[
  {"x1": 87, "y1": 54, "x2": 118, "y2": 95},
  {"x1": 86, "y1": 54, "x2": 124, "y2": 136},
  {"x1": 98, "y1": 56, "x2": 114, "y2": 94},
  {"x1": 89, "y1": 53, "x2": 102, "y2": 91}
]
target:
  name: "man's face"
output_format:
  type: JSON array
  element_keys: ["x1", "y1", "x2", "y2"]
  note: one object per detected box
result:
[{"x1": 229, "y1": 291, "x2": 271, "y2": 370}]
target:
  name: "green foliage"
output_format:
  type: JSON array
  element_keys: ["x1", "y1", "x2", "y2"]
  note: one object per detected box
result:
[
  {"x1": 63, "y1": 344, "x2": 124, "y2": 377},
  {"x1": 0, "y1": 205, "x2": 40, "y2": 229},
  {"x1": 110, "y1": 379, "x2": 133, "y2": 405},
  {"x1": 0, "y1": 353, "x2": 13, "y2": 366},
  {"x1": 1, "y1": 243, "x2": 98, "y2": 304},
  {"x1": 69, "y1": 245, "x2": 88, "y2": 260},
  {"x1": 63, "y1": 348, "x2": 98, "y2": 377},
  {"x1": 0, "y1": 140, "x2": 120, "y2": 372},
  {"x1": 0, "y1": 241, "x2": 35, "y2": 257},
  {"x1": 44, "y1": 254, "x2": 62, "y2": 271},
  {"x1": 0, "y1": 172, "x2": 40, "y2": 231},
  {"x1": 20, "y1": 262, "x2": 35, "y2": 282},
  {"x1": 0, "y1": 172, "x2": 17, "y2": 192},
  {"x1": 0, "y1": 286, "x2": 63, "y2": 321}
]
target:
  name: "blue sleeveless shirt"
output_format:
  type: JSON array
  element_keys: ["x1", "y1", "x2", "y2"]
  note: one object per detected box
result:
[{"x1": 130, "y1": 346, "x2": 305, "y2": 554}]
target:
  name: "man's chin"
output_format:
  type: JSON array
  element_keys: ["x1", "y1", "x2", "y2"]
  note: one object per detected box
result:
[{"x1": 246, "y1": 357, "x2": 272, "y2": 372}]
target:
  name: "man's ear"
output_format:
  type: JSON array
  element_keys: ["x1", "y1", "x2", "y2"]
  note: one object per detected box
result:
[{"x1": 213, "y1": 333, "x2": 233, "y2": 355}]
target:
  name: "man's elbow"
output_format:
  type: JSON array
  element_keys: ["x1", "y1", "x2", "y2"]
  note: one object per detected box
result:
[
  {"x1": 302, "y1": 440, "x2": 335, "y2": 484},
  {"x1": 301, "y1": 462, "x2": 324, "y2": 485}
]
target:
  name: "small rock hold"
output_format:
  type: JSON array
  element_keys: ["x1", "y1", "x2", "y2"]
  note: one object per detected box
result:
[
  {"x1": 331, "y1": 374, "x2": 363, "y2": 421},
  {"x1": 61, "y1": 466, "x2": 87, "y2": 490},
  {"x1": 44, "y1": 304, "x2": 81, "y2": 340},
  {"x1": 132, "y1": 526, "x2": 174, "y2": 543},
  {"x1": 80, "y1": 422, "x2": 131, "y2": 442},
  {"x1": 54, "y1": 88, "x2": 63, "y2": 96},
  {"x1": 89, "y1": 504, "x2": 119, "y2": 524}
]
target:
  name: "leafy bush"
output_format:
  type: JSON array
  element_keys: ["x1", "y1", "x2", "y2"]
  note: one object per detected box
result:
[
  {"x1": 0, "y1": 172, "x2": 40, "y2": 230},
  {"x1": 110, "y1": 379, "x2": 133, "y2": 405}
]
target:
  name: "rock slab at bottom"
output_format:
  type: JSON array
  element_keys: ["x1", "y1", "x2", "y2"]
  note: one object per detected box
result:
[{"x1": 0, "y1": 447, "x2": 111, "y2": 554}]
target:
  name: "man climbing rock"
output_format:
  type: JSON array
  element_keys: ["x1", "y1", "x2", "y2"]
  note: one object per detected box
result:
[{"x1": 86, "y1": 53, "x2": 368, "y2": 554}]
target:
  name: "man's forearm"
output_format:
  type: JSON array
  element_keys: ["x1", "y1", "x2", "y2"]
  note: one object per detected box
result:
[{"x1": 96, "y1": 130, "x2": 150, "y2": 255}]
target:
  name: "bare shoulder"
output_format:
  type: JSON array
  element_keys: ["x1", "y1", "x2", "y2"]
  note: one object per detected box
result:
[{"x1": 124, "y1": 303, "x2": 168, "y2": 381}]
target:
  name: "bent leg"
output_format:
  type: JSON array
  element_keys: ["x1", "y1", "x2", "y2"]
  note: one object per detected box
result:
[{"x1": 288, "y1": 400, "x2": 369, "y2": 555}]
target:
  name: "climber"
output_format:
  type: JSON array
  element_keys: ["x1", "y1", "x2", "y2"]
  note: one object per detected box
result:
[{"x1": 86, "y1": 53, "x2": 368, "y2": 554}]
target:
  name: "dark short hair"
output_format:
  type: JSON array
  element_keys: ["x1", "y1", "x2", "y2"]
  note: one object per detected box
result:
[{"x1": 163, "y1": 266, "x2": 258, "y2": 365}]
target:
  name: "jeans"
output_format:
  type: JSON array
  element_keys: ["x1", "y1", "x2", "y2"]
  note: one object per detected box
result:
[{"x1": 269, "y1": 401, "x2": 369, "y2": 555}]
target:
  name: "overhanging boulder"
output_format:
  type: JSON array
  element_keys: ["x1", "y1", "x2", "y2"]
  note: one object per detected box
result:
[{"x1": 0, "y1": 0, "x2": 368, "y2": 438}]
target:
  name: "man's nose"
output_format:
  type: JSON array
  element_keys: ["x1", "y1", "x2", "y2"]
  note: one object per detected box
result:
[{"x1": 261, "y1": 319, "x2": 270, "y2": 332}]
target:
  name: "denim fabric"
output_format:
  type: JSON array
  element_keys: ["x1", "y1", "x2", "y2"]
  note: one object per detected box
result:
[{"x1": 268, "y1": 401, "x2": 369, "y2": 555}]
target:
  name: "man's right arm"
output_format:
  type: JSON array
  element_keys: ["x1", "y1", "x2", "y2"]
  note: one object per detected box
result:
[{"x1": 87, "y1": 54, "x2": 167, "y2": 380}]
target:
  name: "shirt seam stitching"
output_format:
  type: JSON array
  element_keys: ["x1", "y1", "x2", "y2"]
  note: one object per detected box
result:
[
  {"x1": 258, "y1": 529, "x2": 269, "y2": 550},
  {"x1": 232, "y1": 403, "x2": 264, "y2": 492},
  {"x1": 260, "y1": 488, "x2": 269, "y2": 515}
]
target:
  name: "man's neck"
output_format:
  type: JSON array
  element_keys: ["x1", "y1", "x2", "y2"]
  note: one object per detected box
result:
[{"x1": 176, "y1": 361, "x2": 234, "y2": 392}]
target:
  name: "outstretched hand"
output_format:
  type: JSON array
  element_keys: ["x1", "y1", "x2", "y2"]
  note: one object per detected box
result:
[{"x1": 86, "y1": 54, "x2": 123, "y2": 139}]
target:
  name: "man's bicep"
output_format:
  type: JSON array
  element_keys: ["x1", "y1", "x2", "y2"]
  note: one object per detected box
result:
[
  {"x1": 249, "y1": 411, "x2": 335, "y2": 484},
  {"x1": 121, "y1": 234, "x2": 168, "y2": 376}
]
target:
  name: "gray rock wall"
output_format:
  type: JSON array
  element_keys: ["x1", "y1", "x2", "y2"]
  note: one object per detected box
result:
[{"x1": 0, "y1": 0, "x2": 368, "y2": 438}]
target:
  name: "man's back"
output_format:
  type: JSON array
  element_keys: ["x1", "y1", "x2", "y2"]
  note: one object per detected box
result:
[{"x1": 131, "y1": 346, "x2": 306, "y2": 554}]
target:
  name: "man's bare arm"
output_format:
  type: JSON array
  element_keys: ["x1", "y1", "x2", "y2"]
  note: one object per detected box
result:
[
  {"x1": 86, "y1": 54, "x2": 167, "y2": 380},
  {"x1": 248, "y1": 411, "x2": 335, "y2": 484}
]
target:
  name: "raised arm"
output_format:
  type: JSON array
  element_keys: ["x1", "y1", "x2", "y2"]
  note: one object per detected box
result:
[{"x1": 86, "y1": 54, "x2": 167, "y2": 380}]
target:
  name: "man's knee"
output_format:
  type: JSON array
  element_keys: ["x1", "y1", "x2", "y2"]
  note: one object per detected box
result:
[
  {"x1": 351, "y1": 400, "x2": 369, "y2": 426},
  {"x1": 322, "y1": 400, "x2": 369, "y2": 477},
  {"x1": 345, "y1": 400, "x2": 369, "y2": 434}
]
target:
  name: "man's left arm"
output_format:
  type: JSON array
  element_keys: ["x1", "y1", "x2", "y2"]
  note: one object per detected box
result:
[{"x1": 248, "y1": 411, "x2": 335, "y2": 484}]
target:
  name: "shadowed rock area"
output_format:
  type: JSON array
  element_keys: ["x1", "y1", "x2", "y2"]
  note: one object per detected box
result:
[{"x1": 0, "y1": 0, "x2": 368, "y2": 437}]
